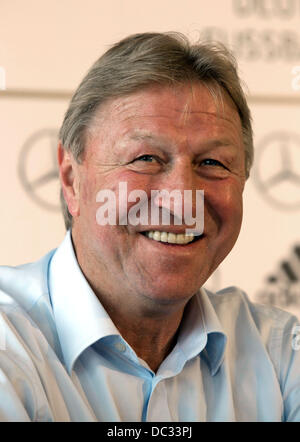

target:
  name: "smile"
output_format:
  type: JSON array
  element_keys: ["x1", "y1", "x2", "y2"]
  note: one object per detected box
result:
[{"x1": 141, "y1": 231, "x2": 202, "y2": 245}]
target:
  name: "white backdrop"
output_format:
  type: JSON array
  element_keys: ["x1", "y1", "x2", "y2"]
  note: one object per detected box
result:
[{"x1": 1, "y1": 0, "x2": 300, "y2": 317}]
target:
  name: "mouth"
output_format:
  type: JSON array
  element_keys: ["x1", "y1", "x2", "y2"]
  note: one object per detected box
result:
[{"x1": 140, "y1": 230, "x2": 203, "y2": 245}]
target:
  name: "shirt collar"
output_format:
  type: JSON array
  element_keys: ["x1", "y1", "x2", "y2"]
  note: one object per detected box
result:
[
  {"x1": 197, "y1": 287, "x2": 227, "y2": 376},
  {"x1": 49, "y1": 231, "x2": 226, "y2": 376},
  {"x1": 175, "y1": 288, "x2": 226, "y2": 376},
  {"x1": 48, "y1": 230, "x2": 120, "y2": 374}
]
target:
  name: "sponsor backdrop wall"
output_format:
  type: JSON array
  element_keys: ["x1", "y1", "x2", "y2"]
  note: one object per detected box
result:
[{"x1": 1, "y1": 0, "x2": 300, "y2": 317}]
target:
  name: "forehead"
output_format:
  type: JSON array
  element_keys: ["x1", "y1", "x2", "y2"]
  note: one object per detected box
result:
[{"x1": 89, "y1": 82, "x2": 242, "y2": 141}]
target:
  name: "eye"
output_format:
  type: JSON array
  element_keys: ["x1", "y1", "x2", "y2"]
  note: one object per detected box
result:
[
  {"x1": 201, "y1": 158, "x2": 228, "y2": 169},
  {"x1": 127, "y1": 154, "x2": 162, "y2": 174},
  {"x1": 134, "y1": 155, "x2": 157, "y2": 163}
]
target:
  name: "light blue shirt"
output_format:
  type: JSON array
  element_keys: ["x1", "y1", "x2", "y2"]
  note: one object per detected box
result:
[{"x1": 0, "y1": 231, "x2": 299, "y2": 421}]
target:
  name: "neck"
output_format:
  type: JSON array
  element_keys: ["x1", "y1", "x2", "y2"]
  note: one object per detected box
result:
[
  {"x1": 82, "y1": 264, "x2": 186, "y2": 372},
  {"x1": 106, "y1": 305, "x2": 185, "y2": 372}
]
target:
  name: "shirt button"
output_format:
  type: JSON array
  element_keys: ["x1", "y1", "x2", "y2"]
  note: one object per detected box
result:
[{"x1": 115, "y1": 342, "x2": 126, "y2": 353}]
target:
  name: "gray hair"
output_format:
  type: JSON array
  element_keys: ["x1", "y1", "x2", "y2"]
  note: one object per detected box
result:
[{"x1": 59, "y1": 32, "x2": 253, "y2": 230}]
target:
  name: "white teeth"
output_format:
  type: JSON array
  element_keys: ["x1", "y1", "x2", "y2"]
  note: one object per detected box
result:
[
  {"x1": 153, "y1": 231, "x2": 161, "y2": 241},
  {"x1": 144, "y1": 231, "x2": 195, "y2": 245},
  {"x1": 176, "y1": 234, "x2": 186, "y2": 244},
  {"x1": 160, "y1": 232, "x2": 168, "y2": 243},
  {"x1": 168, "y1": 233, "x2": 176, "y2": 243}
]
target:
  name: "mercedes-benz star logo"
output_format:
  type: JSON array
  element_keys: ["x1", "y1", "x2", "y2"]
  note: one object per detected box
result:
[
  {"x1": 253, "y1": 132, "x2": 300, "y2": 210},
  {"x1": 18, "y1": 129, "x2": 60, "y2": 211}
]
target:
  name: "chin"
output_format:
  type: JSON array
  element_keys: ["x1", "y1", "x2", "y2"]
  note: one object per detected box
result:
[{"x1": 140, "y1": 281, "x2": 200, "y2": 307}]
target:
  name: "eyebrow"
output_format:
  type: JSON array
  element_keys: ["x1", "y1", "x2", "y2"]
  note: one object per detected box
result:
[{"x1": 201, "y1": 139, "x2": 234, "y2": 149}]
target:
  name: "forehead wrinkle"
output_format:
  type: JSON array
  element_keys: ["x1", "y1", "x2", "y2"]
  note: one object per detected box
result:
[
  {"x1": 126, "y1": 130, "x2": 172, "y2": 149},
  {"x1": 121, "y1": 108, "x2": 237, "y2": 126},
  {"x1": 176, "y1": 108, "x2": 242, "y2": 139},
  {"x1": 122, "y1": 128, "x2": 239, "y2": 159},
  {"x1": 120, "y1": 110, "x2": 241, "y2": 146}
]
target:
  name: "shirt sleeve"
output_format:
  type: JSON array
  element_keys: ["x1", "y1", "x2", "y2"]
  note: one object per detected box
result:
[
  {"x1": 279, "y1": 314, "x2": 300, "y2": 422},
  {"x1": 0, "y1": 308, "x2": 54, "y2": 422},
  {"x1": 0, "y1": 358, "x2": 33, "y2": 421}
]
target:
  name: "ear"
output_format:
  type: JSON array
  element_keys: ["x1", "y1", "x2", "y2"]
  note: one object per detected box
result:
[{"x1": 58, "y1": 142, "x2": 80, "y2": 217}]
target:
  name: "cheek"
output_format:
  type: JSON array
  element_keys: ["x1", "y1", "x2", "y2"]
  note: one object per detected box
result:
[
  {"x1": 205, "y1": 181, "x2": 244, "y2": 232},
  {"x1": 79, "y1": 174, "x2": 110, "y2": 234},
  {"x1": 220, "y1": 188, "x2": 243, "y2": 222},
  {"x1": 110, "y1": 171, "x2": 153, "y2": 220},
  {"x1": 81, "y1": 168, "x2": 150, "y2": 235},
  {"x1": 80, "y1": 169, "x2": 99, "y2": 208}
]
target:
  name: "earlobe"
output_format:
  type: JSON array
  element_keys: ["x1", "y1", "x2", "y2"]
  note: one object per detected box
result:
[{"x1": 57, "y1": 142, "x2": 80, "y2": 217}]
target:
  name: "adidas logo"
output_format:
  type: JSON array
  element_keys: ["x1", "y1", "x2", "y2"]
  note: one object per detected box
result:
[{"x1": 256, "y1": 244, "x2": 300, "y2": 310}]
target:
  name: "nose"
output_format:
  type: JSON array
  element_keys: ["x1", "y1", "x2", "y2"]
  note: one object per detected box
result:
[
  {"x1": 167, "y1": 156, "x2": 195, "y2": 190},
  {"x1": 152, "y1": 157, "x2": 204, "y2": 234}
]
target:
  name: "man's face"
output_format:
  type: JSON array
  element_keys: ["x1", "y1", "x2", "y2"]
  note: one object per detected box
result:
[{"x1": 68, "y1": 82, "x2": 246, "y2": 310}]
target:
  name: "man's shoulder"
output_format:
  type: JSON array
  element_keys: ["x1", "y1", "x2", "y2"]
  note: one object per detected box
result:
[
  {"x1": 206, "y1": 285, "x2": 299, "y2": 339},
  {"x1": 204, "y1": 285, "x2": 299, "y2": 382},
  {"x1": 0, "y1": 249, "x2": 64, "y2": 363},
  {"x1": 0, "y1": 250, "x2": 61, "y2": 348},
  {"x1": 0, "y1": 249, "x2": 56, "y2": 312}
]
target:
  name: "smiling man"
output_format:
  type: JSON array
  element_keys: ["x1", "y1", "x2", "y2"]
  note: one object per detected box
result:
[{"x1": 0, "y1": 32, "x2": 300, "y2": 422}]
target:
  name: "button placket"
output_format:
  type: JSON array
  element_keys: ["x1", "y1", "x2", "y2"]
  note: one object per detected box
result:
[{"x1": 146, "y1": 378, "x2": 172, "y2": 422}]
